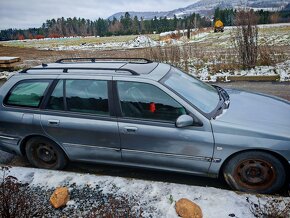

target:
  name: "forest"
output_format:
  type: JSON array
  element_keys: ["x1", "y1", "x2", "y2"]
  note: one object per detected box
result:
[{"x1": 0, "y1": 7, "x2": 289, "y2": 41}]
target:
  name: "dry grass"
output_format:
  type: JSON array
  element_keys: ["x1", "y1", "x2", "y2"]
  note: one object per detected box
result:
[
  {"x1": 0, "y1": 166, "x2": 45, "y2": 218},
  {"x1": 247, "y1": 196, "x2": 290, "y2": 218},
  {"x1": 0, "y1": 24, "x2": 289, "y2": 75},
  {"x1": 0, "y1": 34, "x2": 160, "y2": 49}
]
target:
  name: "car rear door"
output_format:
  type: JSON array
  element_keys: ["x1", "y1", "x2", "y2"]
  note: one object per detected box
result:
[
  {"x1": 114, "y1": 78, "x2": 215, "y2": 175},
  {"x1": 40, "y1": 76, "x2": 121, "y2": 163}
]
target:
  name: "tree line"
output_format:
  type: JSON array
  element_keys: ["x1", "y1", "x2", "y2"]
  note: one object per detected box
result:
[
  {"x1": 0, "y1": 8, "x2": 289, "y2": 41},
  {"x1": 0, "y1": 13, "x2": 211, "y2": 41},
  {"x1": 214, "y1": 7, "x2": 290, "y2": 26}
]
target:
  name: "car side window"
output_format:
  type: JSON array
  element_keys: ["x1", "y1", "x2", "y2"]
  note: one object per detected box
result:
[
  {"x1": 65, "y1": 79, "x2": 109, "y2": 115},
  {"x1": 5, "y1": 80, "x2": 51, "y2": 108},
  {"x1": 117, "y1": 81, "x2": 186, "y2": 122}
]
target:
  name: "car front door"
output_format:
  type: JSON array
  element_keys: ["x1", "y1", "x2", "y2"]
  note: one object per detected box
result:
[
  {"x1": 115, "y1": 79, "x2": 215, "y2": 175},
  {"x1": 40, "y1": 77, "x2": 121, "y2": 163}
]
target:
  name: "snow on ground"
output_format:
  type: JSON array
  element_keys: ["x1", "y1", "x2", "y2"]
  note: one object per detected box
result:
[
  {"x1": 126, "y1": 35, "x2": 159, "y2": 48},
  {"x1": 0, "y1": 60, "x2": 289, "y2": 83},
  {"x1": 189, "y1": 60, "x2": 290, "y2": 82},
  {"x1": 41, "y1": 35, "x2": 161, "y2": 51},
  {"x1": 2, "y1": 166, "x2": 288, "y2": 218}
]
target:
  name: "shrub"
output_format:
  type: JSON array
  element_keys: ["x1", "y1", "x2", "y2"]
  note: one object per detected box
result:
[
  {"x1": 247, "y1": 196, "x2": 290, "y2": 218},
  {"x1": 232, "y1": 9, "x2": 259, "y2": 70},
  {"x1": 0, "y1": 167, "x2": 44, "y2": 218}
]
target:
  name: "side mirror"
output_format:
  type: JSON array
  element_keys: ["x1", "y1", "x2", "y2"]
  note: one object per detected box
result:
[{"x1": 176, "y1": 115, "x2": 194, "y2": 128}]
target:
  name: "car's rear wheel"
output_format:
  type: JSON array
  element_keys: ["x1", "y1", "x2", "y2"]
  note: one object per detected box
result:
[
  {"x1": 223, "y1": 151, "x2": 286, "y2": 194},
  {"x1": 25, "y1": 136, "x2": 67, "y2": 170}
]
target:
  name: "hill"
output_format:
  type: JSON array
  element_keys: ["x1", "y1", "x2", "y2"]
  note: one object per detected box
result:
[{"x1": 108, "y1": 0, "x2": 290, "y2": 20}]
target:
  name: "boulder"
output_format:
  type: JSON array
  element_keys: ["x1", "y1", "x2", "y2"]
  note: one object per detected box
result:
[
  {"x1": 175, "y1": 198, "x2": 203, "y2": 218},
  {"x1": 49, "y1": 187, "x2": 69, "y2": 209}
]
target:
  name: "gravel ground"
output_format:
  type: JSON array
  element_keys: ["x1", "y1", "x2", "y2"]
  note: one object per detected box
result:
[
  {"x1": 0, "y1": 150, "x2": 14, "y2": 164},
  {"x1": 2, "y1": 180, "x2": 141, "y2": 217}
]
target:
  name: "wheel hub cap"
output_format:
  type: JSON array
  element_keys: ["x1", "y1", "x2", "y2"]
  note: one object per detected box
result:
[
  {"x1": 36, "y1": 145, "x2": 55, "y2": 162},
  {"x1": 234, "y1": 159, "x2": 276, "y2": 190}
]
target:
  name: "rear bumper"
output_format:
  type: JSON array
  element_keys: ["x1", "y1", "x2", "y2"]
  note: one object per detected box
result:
[{"x1": 0, "y1": 135, "x2": 21, "y2": 155}]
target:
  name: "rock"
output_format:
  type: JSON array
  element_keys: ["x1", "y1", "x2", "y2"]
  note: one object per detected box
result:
[
  {"x1": 175, "y1": 198, "x2": 203, "y2": 218},
  {"x1": 49, "y1": 187, "x2": 70, "y2": 209}
]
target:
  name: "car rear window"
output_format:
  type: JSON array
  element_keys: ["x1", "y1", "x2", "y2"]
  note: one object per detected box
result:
[
  {"x1": 46, "y1": 79, "x2": 109, "y2": 116},
  {"x1": 5, "y1": 80, "x2": 51, "y2": 108},
  {"x1": 66, "y1": 80, "x2": 109, "y2": 115}
]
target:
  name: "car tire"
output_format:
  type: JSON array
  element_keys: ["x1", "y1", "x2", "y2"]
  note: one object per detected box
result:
[
  {"x1": 25, "y1": 136, "x2": 68, "y2": 170},
  {"x1": 223, "y1": 151, "x2": 286, "y2": 194}
]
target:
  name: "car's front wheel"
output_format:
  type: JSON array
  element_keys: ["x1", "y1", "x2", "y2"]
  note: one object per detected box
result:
[
  {"x1": 25, "y1": 136, "x2": 68, "y2": 170},
  {"x1": 223, "y1": 151, "x2": 286, "y2": 194}
]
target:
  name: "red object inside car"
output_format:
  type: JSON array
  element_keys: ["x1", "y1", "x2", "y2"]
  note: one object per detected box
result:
[{"x1": 149, "y1": 102, "x2": 156, "y2": 113}]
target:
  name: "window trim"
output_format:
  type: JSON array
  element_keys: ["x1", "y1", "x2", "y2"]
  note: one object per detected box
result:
[
  {"x1": 3, "y1": 79, "x2": 53, "y2": 109},
  {"x1": 115, "y1": 80, "x2": 188, "y2": 124},
  {"x1": 40, "y1": 79, "x2": 60, "y2": 109}
]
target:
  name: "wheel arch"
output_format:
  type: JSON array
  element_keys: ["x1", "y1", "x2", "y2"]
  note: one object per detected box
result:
[
  {"x1": 20, "y1": 134, "x2": 70, "y2": 160},
  {"x1": 219, "y1": 149, "x2": 290, "y2": 180}
]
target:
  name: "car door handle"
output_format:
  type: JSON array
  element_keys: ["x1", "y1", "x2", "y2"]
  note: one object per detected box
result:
[
  {"x1": 48, "y1": 120, "x2": 60, "y2": 126},
  {"x1": 124, "y1": 126, "x2": 138, "y2": 133}
]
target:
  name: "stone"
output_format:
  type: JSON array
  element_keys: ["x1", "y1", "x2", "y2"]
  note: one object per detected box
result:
[
  {"x1": 175, "y1": 198, "x2": 203, "y2": 218},
  {"x1": 49, "y1": 187, "x2": 69, "y2": 209}
]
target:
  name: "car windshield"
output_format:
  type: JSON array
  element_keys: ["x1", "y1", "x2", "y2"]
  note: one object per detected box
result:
[{"x1": 162, "y1": 67, "x2": 220, "y2": 114}]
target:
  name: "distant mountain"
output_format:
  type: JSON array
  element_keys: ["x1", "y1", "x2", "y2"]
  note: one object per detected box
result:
[{"x1": 108, "y1": 0, "x2": 290, "y2": 20}]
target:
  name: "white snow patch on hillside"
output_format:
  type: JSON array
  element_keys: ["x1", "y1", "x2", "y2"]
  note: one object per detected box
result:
[{"x1": 3, "y1": 167, "x2": 288, "y2": 218}]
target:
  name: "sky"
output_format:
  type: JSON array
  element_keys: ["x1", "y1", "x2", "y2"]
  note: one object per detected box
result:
[{"x1": 0, "y1": 0, "x2": 198, "y2": 30}]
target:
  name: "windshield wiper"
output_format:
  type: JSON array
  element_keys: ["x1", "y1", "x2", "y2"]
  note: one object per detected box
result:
[
  {"x1": 213, "y1": 85, "x2": 230, "y2": 101},
  {"x1": 212, "y1": 85, "x2": 230, "y2": 119}
]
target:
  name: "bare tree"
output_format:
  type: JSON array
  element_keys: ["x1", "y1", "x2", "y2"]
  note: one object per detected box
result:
[{"x1": 233, "y1": 9, "x2": 259, "y2": 70}]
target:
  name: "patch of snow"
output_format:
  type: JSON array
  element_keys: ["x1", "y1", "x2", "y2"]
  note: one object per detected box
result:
[
  {"x1": 3, "y1": 166, "x2": 288, "y2": 218},
  {"x1": 40, "y1": 35, "x2": 162, "y2": 51},
  {"x1": 191, "y1": 32, "x2": 210, "y2": 42},
  {"x1": 125, "y1": 35, "x2": 159, "y2": 48},
  {"x1": 189, "y1": 60, "x2": 290, "y2": 82}
]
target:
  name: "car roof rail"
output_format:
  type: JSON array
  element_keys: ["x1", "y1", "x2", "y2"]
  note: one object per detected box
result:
[
  {"x1": 55, "y1": 57, "x2": 153, "y2": 64},
  {"x1": 20, "y1": 67, "x2": 140, "y2": 76}
]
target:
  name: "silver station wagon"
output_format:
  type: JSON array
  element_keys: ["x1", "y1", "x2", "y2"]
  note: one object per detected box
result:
[{"x1": 0, "y1": 58, "x2": 289, "y2": 194}]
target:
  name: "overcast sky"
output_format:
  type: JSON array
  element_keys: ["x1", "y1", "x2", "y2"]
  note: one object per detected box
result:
[{"x1": 0, "y1": 0, "x2": 198, "y2": 30}]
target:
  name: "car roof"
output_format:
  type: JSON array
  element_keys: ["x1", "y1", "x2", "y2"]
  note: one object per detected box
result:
[{"x1": 17, "y1": 58, "x2": 171, "y2": 81}]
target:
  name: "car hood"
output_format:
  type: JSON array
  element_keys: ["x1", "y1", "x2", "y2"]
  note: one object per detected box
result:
[{"x1": 215, "y1": 89, "x2": 290, "y2": 131}]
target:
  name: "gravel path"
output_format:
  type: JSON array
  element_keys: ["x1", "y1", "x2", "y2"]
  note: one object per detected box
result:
[
  {"x1": 0, "y1": 150, "x2": 14, "y2": 164},
  {"x1": 1, "y1": 179, "x2": 140, "y2": 218}
]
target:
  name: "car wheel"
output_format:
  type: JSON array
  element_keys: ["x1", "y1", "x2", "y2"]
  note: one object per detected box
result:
[
  {"x1": 25, "y1": 136, "x2": 68, "y2": 170},
  {"x1": 223, "y1": 151, "x2": 286, "y2": 194}
]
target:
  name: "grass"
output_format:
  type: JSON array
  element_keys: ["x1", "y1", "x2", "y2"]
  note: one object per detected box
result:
[{"x1": 0, "y1": 34, "x2": 160, "y2": 49}]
